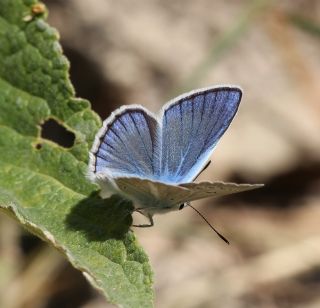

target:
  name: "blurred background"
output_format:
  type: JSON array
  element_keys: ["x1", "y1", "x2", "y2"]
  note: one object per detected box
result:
[{"x1": 1, "y1": 0, "x2": 320, "y2": 307}]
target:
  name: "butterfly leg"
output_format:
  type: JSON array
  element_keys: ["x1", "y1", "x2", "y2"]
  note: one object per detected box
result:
[
  {"x1": 132, "y1": 208, "x2": 154, "y2": 227},
  {"x1": 132, "y1": 213, "x2": 154, "y2": 228}
]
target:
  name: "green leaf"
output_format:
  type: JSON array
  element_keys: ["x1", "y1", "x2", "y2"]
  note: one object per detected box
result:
[{"x1": 0, "y1": 1, "x2": 153, "y2": 307}]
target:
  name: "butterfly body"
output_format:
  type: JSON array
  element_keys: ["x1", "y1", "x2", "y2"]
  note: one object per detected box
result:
[
  {"x1": 93, "y1": 173, "x2": 187, "y2": 216},
  {"x1": 88, "y1": 85, "x2": 263, "y2": 222}
]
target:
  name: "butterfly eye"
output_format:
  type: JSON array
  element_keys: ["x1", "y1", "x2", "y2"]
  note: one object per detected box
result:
[{"x1": 179, "y1": 204, "x2": 185, "y2": 210}]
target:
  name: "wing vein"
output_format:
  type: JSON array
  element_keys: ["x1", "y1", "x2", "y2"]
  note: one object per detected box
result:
[{"x1": 128, "y1": 112, "x2": 154, "y2": 173}]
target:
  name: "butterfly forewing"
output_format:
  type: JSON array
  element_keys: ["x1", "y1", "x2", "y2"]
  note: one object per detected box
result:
[
  {"x1": 89, "y1": 86, "x2": 242, "y2": 185},
  {"x1": 89, "y1": 106, "x2": 160, "y2": 178},
  {"x1": 160, "y1": 87, "x2": 242, "y2": 184}
]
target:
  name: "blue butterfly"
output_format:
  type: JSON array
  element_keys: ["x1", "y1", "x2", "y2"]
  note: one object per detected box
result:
[{"x1": 88, "y1": 85, "x2": 262, "y2": 233}]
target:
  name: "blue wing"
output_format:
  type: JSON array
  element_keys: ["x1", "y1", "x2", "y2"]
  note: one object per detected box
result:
[
  {"x1": 160, "y1": 86, "x2": 242, "y2": 183},
  {"x1": 89, "y1": 106, "x2": 160, "y2": 178}
]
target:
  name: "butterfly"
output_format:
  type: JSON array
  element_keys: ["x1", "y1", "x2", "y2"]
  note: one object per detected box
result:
[{"x1": 88, "y1": 85, "x2": 263, "y2": 239}]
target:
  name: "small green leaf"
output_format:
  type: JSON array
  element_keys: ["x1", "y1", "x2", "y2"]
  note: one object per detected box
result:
[{"x1": 0, "y1": 1, "x2": 153, "y2": 307}]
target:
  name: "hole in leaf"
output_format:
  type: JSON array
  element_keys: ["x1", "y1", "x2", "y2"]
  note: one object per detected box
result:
[
  {"x1": 41, "y1": 118, "x2": 75, "y2": 148},
  {"x1": 35, "y1": 143, "x2": 42, "y2": 150}
]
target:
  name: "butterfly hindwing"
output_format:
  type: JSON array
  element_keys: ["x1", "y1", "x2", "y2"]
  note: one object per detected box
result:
[
  {"x1": 160, "y1": 87, "x2": 242, "y2": 183},
  {"x1": 179, "y1": 181, "x2": 264, "y2": 202},
  {"x1": 89, "y1": 106, "x2": 160, "y2": 179},
  {"x1": 113, "y1": 177, "x2": 263, "y2": 214},
  {"x1": 114, "y1": 177, "x2": 190, "y2": 211}
]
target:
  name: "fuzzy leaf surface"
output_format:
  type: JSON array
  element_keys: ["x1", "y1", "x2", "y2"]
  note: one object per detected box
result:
[{"x1": 0, "y1": 1, "x2": 153, "y2": 307}]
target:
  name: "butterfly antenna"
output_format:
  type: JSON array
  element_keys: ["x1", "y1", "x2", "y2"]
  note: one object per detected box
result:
[{"x1": 187, "y1": 203, "x2": 230, "y2": 245}]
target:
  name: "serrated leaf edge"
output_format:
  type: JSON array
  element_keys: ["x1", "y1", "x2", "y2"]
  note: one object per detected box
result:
[{"x1": 0, "y1": 201, "x2": 108, "y2": 299}]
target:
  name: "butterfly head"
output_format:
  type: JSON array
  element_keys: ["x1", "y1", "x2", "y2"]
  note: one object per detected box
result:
[
  {"x1": 142, "y1": 202, "x2": 186, "y2": 215},
  {"x1": 178, "y1": 203, "x2": 189, "y2": 210}
]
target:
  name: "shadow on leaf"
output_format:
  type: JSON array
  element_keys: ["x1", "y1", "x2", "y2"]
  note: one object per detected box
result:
[{"x1": 66, "y1": 193, "x2": 134, "y2": 241}]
